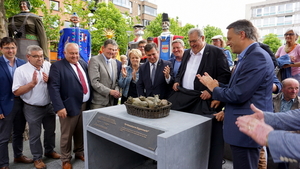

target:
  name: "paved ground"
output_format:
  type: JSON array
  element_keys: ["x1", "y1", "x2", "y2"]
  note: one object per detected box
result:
[{"x1": 7, "y1": 116, "x2": 233, "y2": 169}]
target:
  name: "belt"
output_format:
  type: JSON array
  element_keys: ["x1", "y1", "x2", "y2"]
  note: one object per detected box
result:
[{"x1": 24, "y1": 102, "x2": 50, "y2": 108}]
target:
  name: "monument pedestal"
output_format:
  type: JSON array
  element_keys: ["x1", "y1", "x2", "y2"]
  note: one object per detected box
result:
[{"x1": 83, "y1": 105, "x2": 211, "y2": 169}]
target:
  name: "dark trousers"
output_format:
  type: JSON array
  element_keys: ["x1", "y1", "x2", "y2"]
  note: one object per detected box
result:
[
  {"x1": 0, "y1": 98, "x2": 26, "y2": 167},
  {"x1": 208, "y1": 118, "x2": 224, "y2": 169},
  {"x1": 231, "y1": 145, "x2": 260, "y2": 169},
  {"x1": 24, "y1": 103, "x2": 56, "y2": 161}
]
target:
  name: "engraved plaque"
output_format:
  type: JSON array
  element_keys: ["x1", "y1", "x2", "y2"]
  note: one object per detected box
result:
[{"x1": 89, "y1": 112, "x2": 164, "y2": 151}]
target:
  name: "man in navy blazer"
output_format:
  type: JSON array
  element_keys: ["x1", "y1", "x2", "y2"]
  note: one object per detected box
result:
[
  {"x1": 198, "y1": 20, "x2": 274, "y2": 169},
  {"x1": 0, "y1": 37, "x2": 33, "y2": 169},
  {"x1": 137, "y1": 43, "x2": 173, "y2": 99},
  {"x1": 48, "y1": 43, "x2": 90, "y2": 169}
]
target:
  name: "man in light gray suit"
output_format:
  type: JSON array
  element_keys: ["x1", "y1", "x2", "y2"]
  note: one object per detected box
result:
[
  {"x1": 236, "y1": 104, "x2": 300, "y2": 164},
  {"x1": 88, "y1": 39, "x2": 120, "y2": 109}
]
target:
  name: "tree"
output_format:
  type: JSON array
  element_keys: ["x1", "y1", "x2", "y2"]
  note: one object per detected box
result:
[
  {"x1": 144, "y1": 13, "x2": 195, "y2": 47},
  {"x1": 203, "y1": 25, "x2": 223, "y2": 44},
  {"x1": 0, "y1": 0, "x2": 7, "y2": 39},
  {"x1": 262, "y1": 33, "x2": 282, "y2": 54},
  {"x1": 89, "y1": 2, "x2": 133, "y2": 55}
]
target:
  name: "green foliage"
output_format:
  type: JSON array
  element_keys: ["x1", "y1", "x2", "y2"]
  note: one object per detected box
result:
[
  {"x1": 40, "y1": 2, "x2": 61, "y2": 51},
  {"x1": 263, "y1": 33, "x2": 282, "y2": 54},
  {"x1": 203, "y1": 25, "x2": 224, "y2": 44},
  {"x1": 4, "y1": 0, "x2": 44, "y2": 18},
  {"x1": 144, "y1": 13, "x2": 196, "y2": 48},
  {"x1": 90, "y1": 2, "x2": 133, "y2": 55}
]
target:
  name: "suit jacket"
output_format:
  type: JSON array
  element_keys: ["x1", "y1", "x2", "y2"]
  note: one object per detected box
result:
[
  {"x1": 88, "y1": 54, "x2": 119, "y2": 106},
  {"x1": 175, "y1": 45, "x2": 231, "y2": 92},
  {"x1": 264, "y1": 110, "x2": 300, "y2": 162},
  {"x1": 48, "y1": 59, "x2": 90, "y2": 116},
  {"x1": 273, "y1": 93, "x2": 300, "y2": 112},
  {"x1": 213, "y1": 43, "x2": 274, "y2": 148},
  {"x1": 137, "y1": 59, "x2": 173, "y2": 99},
  {"x1": 0, "y1": 56, "x2": 26, "y2": 116}
]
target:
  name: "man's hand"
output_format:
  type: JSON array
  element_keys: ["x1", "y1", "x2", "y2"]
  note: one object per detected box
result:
[
  {"x1": 31, "y1": 71, "x2": 38, "y2": 86},
  {"x1": 213, "y1": 111, "x2": 224, "y2": 121},
  {"x1": 57, "y1": 108, "x2": 67, "y2": 119},
  {"x1": 0, "y1": 114, "x2": 5, "y2": 119},
  {"x1": 211, "y1": 100, "x2": 220, "y2": 108},
  {"x1": 173, "y1": 82, "x2": 179, "y2": 91},
  {"x1": 110, "y1": 90, "x2": 120, "y2": 99},
  {"x1": 196, "y1": 72, "x2": 219, "y2": 92},
  {"x1": 163, "y1": 65, "x2": 170, "y2": 79},
  {"x1": 200, "y1": 90, "x2": 211, "y2": 100},
  {"x1": 235, "y1": 104, "x2": 272, "y2": 146},
  {"x1": 42, "y1": 72, "x2": 48, "y2": 83}
]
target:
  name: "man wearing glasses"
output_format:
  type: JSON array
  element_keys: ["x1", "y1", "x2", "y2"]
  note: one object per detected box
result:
[
  {"x1": 0, "y1": 37, "x2": 33, "y2": 169},
  {"x1": 12, "y1": 45, "x2": 60, "y2": 169}
]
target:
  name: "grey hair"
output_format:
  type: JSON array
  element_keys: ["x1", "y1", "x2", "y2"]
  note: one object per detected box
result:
[
  {"x1": 172, "y1": 39, "x2": 185, "y2": 47},
  {"x1": 26, "y1": 45, "x2": 43, "y2": 55},
  {"x1": 64, "y1": 43, "x2": 79, "y2": 52},
  {"x1": 226, "y1": 19, "x2": 257, "y2": 41},
  {"x1": 103, "y1": 39, "x2": 118, "y2": 48},
  {"x1": 188, "y1": 28, "x2": 204, "y2": 38}
]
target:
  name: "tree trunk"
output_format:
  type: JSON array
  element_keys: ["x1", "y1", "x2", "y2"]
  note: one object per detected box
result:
[{"x1": 0, "y1": 0, "x2": 8, "y2": 39}]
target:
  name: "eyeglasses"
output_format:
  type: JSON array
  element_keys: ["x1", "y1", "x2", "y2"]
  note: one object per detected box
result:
[
  {"x1": 29, "y1": 55, "x2": 44, "y2": 59},
  {"x1": 2, "y1": 47, "x2": 16, "y2": 50},
  {"x1": 284, "y1": 33, "x2": 295, "y2": 36},
  {"x1": 138, "y1": 46, "x2": 145, "y2": 49},
  {"x1": 189, "y1": 38, "x2": 200, "y2": 44}
]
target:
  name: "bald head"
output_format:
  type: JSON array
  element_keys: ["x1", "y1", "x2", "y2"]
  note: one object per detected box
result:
[{"x1": 281, "y1": 78, "x2": 299, "y2": 101}]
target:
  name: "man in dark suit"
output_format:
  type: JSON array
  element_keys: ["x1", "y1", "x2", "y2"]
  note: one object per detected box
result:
[
  {"x1": 0, "y1": 37, "x2": 33, "y2": 169},
  {"x1": 198, "y1": 20, "x2": 274, "y2": 169},
  {"x1": 170, "y1": 28, "x2": 231, "y2": 169},
  {"x1": 48, "y1": 43, "x2": 90, "y2": 169},
  {"x1": 137, "y1": 43, "x2": 173, "y2": 99}
]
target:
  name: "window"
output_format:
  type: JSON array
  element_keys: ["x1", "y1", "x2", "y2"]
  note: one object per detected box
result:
[
  {"x1": 295, "y1": 14, "x2": 300, "y2": 24},
  {"x1": 278, "y1": 4, "x2": 284, "y2": 14},
  {"x1": 269, "y1": 17, "x2": 275, "y2": 26},
  {"x1": 252, "y1": 9, "x2": 256, "y2": 17},
  {"x1": 130, "y1": 1, "x2": 132, "y2": 14},
  {"x1": 52, "y1": 20, "x2": 59, "y2": 28},
  {"x1": 112, "y1": 0, "x2": 129, "y2": 8},
  {"x1": 270, "y1": 6, "x2": 276, "y2": 15},
  {"x1": 285, "y1": 15, "x2": 292, "y2": 25},
  {"x1": 256, "y1": 8, "x2": 262, "y2": 16},
  {"x1": 263, "y1": 18, "x2": 269, "y2": 27},
  {"x1": 138, "y1": 5, "x2": 141, "y2": 15},
  {"x1": 277, "y1": 27, "x2": 284, "y2": 37},
  {"x1": 64, "y1": 4, "x2": 72, "y2": 13},
  {"x1": 269, "y1": 28, "x2": 275, "y2": 34},
  {"x1": 50, "y1": 0, "x2": 59, "y2": 11},
  {"x1": 255, "y1": 19, "x2": 262, "y2": 28},
  {"x1": 143, "y1": 19, "x2": 150, "y2": 26},
  {"x1": 277, "y1": 16, "x2": 284, "y2": 25},
  {"x1": 286, "y1": 3, "x2": 293, "y2": 13},
  {"x1": 263, "y1": 7, "x2": 269, "y2": 16},
  {"x1": 143, "y1": 5, "x2": 157, "y2": 16}
]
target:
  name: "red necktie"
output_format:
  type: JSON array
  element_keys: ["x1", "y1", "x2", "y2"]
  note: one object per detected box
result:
[{"x1": 74, "y1": 63, "x2": 88, "y2": 94}]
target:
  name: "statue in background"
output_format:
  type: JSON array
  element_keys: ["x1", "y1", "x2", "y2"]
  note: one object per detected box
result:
[
  {"x1": 153, "y1": 13, "x2": 184, "y2": 60},
  {"x1": 8, "y1": 0, "x2": 48, "y2": 60},
  {"x1": 57, "y1": 12, "x2": 91, "y2": 63}
]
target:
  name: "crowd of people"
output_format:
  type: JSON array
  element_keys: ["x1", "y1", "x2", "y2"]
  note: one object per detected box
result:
[{"x1": 1, "y1": 2, "x2": 300, "y2": 169}]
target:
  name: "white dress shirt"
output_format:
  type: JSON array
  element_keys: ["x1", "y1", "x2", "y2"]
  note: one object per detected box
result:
[
  {"x1": 182, "y1": 46, "x2": 205, "y2": 90},
  {"x1": 12, "y1": 61, "x2": 51, "y2": 106},
  {"x1": 69, "y1": 62, "x2": 90, "y2": 102}
]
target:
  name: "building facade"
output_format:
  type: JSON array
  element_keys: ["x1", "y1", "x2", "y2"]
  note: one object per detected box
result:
[
  {"x1": 246, "y1": 0, "x2": 300, "y2": 42},
  {"x1": 95, "y1": 0, "x2": 157, "y2": 26}
]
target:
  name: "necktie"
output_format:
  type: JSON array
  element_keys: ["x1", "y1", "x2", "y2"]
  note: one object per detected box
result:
[
  {"x1": 74, "y1": 63, "x2": 88, "y2": 94},
  {"x1": 107, "y1": 60, "x2": 114, "y2": 81},
  {"x1": 151, "y1": 63, "x2": 156, "y2": 85}
]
